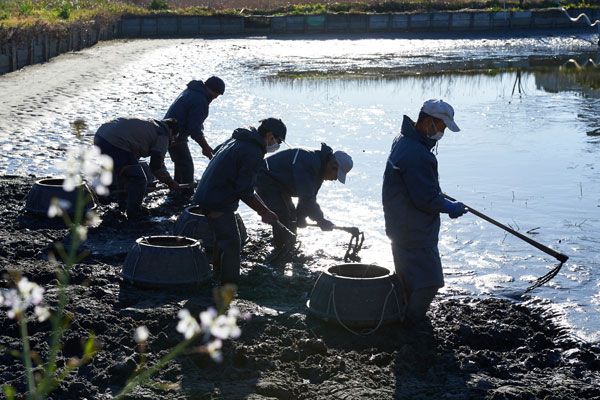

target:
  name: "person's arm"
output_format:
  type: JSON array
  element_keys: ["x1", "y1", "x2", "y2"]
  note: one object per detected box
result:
[
  {"x1": 236, "y1": 148, "x2": 278, "y2": 224},
  {"x1": 188, "y1": 101, "x2": 213, "y2": 159},
  {"x1": 293, "y1": 156, "x2": 332, "y2": 230},
  {"x1": 243, "y1": 194, "x2": 278, "y2": 224},
  {"x1": 297, "y1": 196, "x2": 322, "y2": 221},
  {"x1": 193, "y1": 135, "x2": 213, "y2": 160},
  {"x1": 149, "y1": 151, "x2": 179, "y2": 190}
]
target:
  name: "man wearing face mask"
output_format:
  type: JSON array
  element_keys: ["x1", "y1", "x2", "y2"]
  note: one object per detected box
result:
[
  {"x1": 192, "y1": 118, "x2": 286, "y2": 284},
  {"x1": 164, "y1": 76, "x2": 225, "y2": 188},
  {"x1": 382, "y1": 99, "x2": 467, "y2": 326},
  {"x1": 255, "y1": 143, "x2": 353, "y2": 261}
]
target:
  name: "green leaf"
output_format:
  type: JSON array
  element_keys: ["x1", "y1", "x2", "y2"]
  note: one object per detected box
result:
[
  {"x1": 2, "y1": 384, "x2": 16, "y2": 400},
  {"x1": 83, "y1": 333, "x2": 98, "y2": 360}
]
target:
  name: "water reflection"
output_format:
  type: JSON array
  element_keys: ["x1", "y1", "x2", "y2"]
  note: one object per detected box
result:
[
  {"x1": 258, "y1": 57, "x2": 600, "y2": 341},
  {"x1": 0, "y1": 36, "x2": 599, "y2": 341}
]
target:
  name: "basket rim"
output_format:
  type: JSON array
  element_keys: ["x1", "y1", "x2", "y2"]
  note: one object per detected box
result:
[
  {"x1": 324, "y1": 263, "x2": 392, "y2": 280},
  {"x1": 136, "y1": 235, "x2": 200, "y2": 248}
]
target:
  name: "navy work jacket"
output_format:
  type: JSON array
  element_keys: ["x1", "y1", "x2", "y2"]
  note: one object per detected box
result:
[
  {"x1": 193, "y1": 127, "x2": 266, "y2": 212},
  {"x1": 382, "y1": 116, "x2": 446, "y2": 248},
  {"x1": 164, "y1": 80, "x2": 211, "y2": 142},
  {"x1": 256, "y1": 143, "x2": 333, "y2": 222}
]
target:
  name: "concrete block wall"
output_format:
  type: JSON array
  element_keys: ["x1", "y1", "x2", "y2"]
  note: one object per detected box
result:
[
  {"x1": 0, "y1": 22, "x2": 117, "y2": 75},
  {"x1": 0, "y1": 8, "x2": 597, "y2": 75},
  {"x1": 113, "y1": 9, "x2": 600, "y2": 37}
]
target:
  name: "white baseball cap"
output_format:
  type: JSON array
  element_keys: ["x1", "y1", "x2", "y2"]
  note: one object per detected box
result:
[
  {"x1": 334, "y1": 151, "x2": 353, "y2": 184},
  {"x1": 421, "y1": 99, "x2": 460, "y2": 132}
]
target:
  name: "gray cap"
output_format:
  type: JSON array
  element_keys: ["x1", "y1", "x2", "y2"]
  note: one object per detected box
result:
[
  {"x1": 333, "y1": 151, "x2": 353, "y2": 184},
  {"x1": 421, "y1": 99, "x2": 460, "y2": 132}
]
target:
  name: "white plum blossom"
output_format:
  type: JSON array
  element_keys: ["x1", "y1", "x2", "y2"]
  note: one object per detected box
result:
[
  {"x1": 134, "y1": 326, "x2": 150, "y2": 344},
  {"x1": 177, "y1": 309, "x2": 200, "y2": 339},
  {"x1": 58, "y1": 144, "x2": 113, "y2": 194},
  {"x1": 1, "y1": 277, "x2": 47, "y2": 320},
  {"x1": 47, "y1": 198, "x2": 71, "y2": 218},
  {"x1": 206, "y1": 339, "x2": 223, "y2": 362}
]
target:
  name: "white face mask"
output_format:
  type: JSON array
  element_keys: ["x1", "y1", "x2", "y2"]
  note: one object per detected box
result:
[
  {"x1": 266, "y1": 143, "x2": 280, "y2": 153},
  {"x1": 430, "y1": 131, "x2": 444, "y2": 140},
  {"x1": 430, "y1": 120, "x2": 445, "y2": 141}
]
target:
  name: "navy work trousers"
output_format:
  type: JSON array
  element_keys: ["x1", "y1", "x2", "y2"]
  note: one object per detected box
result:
[
  {"x1": 391, "y1": 241, "x2": 443, "y2": 323},
  {"x1": 208, "y1": 211, "x2": 241, "y2": 285},
  {"x1": 168, "y1": 138, "x2": 194, "y2": 185}
]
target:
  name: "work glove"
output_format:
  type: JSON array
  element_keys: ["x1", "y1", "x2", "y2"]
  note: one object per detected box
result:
[
  {"x1": 317, "y1": 218, "x2": 335, "y2": 231},
  {"x1": 443, "y1": 199, "x2": 467, "y2": 219},
  {"x1": 260, "y1": 209, "x2": 279, "y2": 225}
]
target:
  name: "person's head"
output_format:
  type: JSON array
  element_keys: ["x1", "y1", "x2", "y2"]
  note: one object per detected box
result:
[
  {"x1": 162, "y1": 118, "x2": 179, "y2": 146},
  {"x1": 205, "y1": 76, "x2": 225, "y2": 101},
  {"x1": 258, "y1": 118, "x2": 287, "y2": 153},
  {"x1": 324, "y1": 151, "x2": 353, "y2": 183},
  {"x1": 415, "y1": 99, "x2": 460, "y2": 140}
]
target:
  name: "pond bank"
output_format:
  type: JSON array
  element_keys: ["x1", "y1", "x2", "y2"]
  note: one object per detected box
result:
[
  {"x1": 1, "y1": 7, "x2": 597, "y2": 75},
  {"x1": 1, "y1": 175, "x2": 599, "y2": 398}
]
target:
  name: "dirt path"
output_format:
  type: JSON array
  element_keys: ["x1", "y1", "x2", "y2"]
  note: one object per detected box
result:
[{"x1": 0, "y1": 175, "x2": 599, "y2": 399}]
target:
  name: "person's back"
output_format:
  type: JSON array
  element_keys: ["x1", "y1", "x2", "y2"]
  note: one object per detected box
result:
[
  {"x1": 258, "y1": 145, "x2": 329, "y2": 197},
  {"x1": 95, "y1": 117, "x2": 169, "y2": 159},
  {"x1": 193, "y1": 127, "x2": 266, "y2": 212},
  {"x1": 164, "y1": 80, "x2": 210, "y2": 142}
]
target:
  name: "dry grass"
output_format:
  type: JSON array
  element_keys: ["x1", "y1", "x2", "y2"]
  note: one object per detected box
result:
[{"x1": 0, "y1": 0, "x2": 597, "y2": 28}]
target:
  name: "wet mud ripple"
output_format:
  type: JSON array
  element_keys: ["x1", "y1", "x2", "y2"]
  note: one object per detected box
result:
[{"x1": 0, "y1": 175, "x2": 599, "y2": 399}]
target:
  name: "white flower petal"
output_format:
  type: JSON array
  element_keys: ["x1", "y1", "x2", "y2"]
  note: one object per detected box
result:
[
  {"x1": 76, "y1": 226, "x2": 88, "y2": 241},
  {"x1": 134, "y1": 326, "x2": 149, "y2": 343},
  {"x1": 34, "y1": 306, "x2": 50, "y2": 322}
]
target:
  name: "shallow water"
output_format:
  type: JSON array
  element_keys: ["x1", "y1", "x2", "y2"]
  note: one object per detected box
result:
[{"x1": 0, "y1": 32, "x2": 598, "y2": 341}]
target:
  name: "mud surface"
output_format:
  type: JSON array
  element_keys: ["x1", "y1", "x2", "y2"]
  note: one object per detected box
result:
[{"x1": 0, "y1": 175, "x2": 599, "y2": 399}]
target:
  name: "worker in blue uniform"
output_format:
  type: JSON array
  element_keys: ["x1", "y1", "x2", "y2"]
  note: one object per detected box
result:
[
  {"x1": 382, "y1": 99, "x2": 467, "y2": 324},
  {"x1": 192, "y1": 118, "x2": 288, "y2": 284},
  {"x1": 164, "y1": 76, "x2": 225, "y2": 186},
  {"x1": 255, "y1": 143, "x2": 353, "y2": 259}
]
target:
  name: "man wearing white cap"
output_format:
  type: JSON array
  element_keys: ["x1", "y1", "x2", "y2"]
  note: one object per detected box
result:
[
  {"x1": 382, "y1": 99, "x2": 467, "y2": 325},
  {"x1": 255, "y1": 143, "x2": 353, "y2": 261}
]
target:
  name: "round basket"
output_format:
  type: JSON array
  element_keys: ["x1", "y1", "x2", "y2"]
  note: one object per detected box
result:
[
  {"x1": 307, "y1": 264, "x2": 405, "y2": 328},
  {"x1": 173, "y1": 206, "x2": 248, "y2": 251},
  {"x1": 121, "y1": 235, "x2": 211, "y2": 287},
  {"x1": 25, "y1": 178, "x2": 95, "y2": 216}
]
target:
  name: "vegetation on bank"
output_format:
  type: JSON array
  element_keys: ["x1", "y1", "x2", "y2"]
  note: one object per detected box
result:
[{"x1": 0, "y1": 0, "x2": 599, "y2": 28}]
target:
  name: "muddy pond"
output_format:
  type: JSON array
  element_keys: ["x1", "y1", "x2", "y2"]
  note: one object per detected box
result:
[{"x1": 0, "y1": 31, "x2": 599, "y2": 343}]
